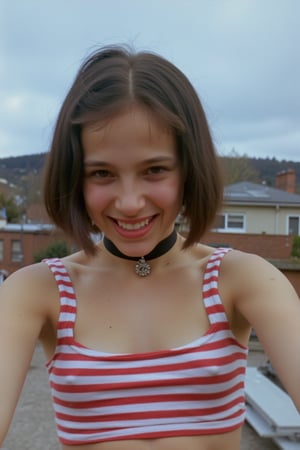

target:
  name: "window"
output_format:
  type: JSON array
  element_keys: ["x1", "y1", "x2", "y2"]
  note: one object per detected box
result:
[
  {"x1": 287, "y1": 216, "x2": 300, "y2": 235},
  {"x1": 213, "y1": 213, "x2": 245, "y2": 232},
  {"x1": 11, "y1": 240, "x2": 23, "y2": 262},
  {"x1": 0, "y1": 240, "x2": 3, "y2": 261}
]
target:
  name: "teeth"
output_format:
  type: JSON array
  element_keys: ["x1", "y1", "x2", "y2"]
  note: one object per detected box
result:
[{"x1": 117, "y1": 219, "x2": 150, "y2": 230}]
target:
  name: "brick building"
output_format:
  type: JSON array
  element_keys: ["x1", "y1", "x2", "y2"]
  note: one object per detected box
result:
[{"x1": 0, "y1": 223, "x2": 75, "y2": 276}]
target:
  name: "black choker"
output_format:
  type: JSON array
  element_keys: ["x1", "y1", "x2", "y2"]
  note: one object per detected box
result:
[{"x1": 103, "y1": 228, "x2": 177, "y2": 277}]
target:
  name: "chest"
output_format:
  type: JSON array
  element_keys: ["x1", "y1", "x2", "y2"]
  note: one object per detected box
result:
[{"x1": 75, "y1": 269, "x2": 212, "y2": 353}]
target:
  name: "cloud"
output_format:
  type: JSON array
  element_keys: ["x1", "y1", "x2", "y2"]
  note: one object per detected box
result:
[
  {"x1": 0, "y1": 89, "x2": 60, "y2": 155},
  {"x1": 1, "y1": 0, "x2": 299, "y2": 161}
]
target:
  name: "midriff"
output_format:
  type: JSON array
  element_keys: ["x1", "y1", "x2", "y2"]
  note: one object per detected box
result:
[{"x1": 61, "y1": 428, "x2": 242, "y2": 450}]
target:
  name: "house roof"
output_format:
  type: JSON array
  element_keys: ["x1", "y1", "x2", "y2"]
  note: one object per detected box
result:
[
  {"x1": 224, "y1": 181, "x2": 300, "y2": 206},
  {"x1": 0, "y1": 223, "x2": 54, "y2": 233}
]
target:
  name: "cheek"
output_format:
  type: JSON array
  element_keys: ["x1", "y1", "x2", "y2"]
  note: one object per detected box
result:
[
  {"x1": 83, "y1": 184, "x2": 108, "y2": 215},
  {"x1": 152, "y1": 178, "x2": 183, "y2": 210}
]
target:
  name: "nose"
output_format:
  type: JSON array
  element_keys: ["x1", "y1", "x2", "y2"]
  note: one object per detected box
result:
[{"x1": 114, "y1": 178, "x2": 146, "y2": 216}]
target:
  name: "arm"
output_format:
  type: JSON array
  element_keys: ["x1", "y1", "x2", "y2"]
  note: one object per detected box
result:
[
  {"x1": 228, "y1": 251, "x2": 300, "y2": 411},
  {"x1": 0, "y1": 264, "x2": 51, "y2": 445}
]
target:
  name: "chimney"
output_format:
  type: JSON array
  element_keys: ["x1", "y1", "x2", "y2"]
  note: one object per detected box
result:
[{"x1": 275, "y1": 169, "x2": 296, "y2": 193}]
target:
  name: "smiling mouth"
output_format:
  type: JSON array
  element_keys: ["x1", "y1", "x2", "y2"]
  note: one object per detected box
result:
[{"x1": 115, "y1": 217, "x2": 154, "y2": 231}]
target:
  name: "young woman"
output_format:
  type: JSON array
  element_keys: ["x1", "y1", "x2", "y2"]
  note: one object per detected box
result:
[{"x1": 0, "y1": 45, "x2": 299, "y2": 450}]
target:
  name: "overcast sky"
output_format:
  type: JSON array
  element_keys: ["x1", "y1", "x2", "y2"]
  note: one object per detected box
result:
[{"x1": 1, "y1": 0, "x2": 299, "y2": 161}]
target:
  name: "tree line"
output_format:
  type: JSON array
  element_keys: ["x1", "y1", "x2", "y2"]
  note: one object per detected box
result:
[{"x1": 0, "y1": 151, "x2": 299, "y2": 223}]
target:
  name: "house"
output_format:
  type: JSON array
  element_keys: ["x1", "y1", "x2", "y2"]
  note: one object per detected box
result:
[
  {"x1": 200, "y1": 169, "x2": 300, "y2": 296},
  {"x1": 214, "y1": 179, "x2": 300, "y2": 236},
  {"x1": 206, "y1": 170, "x2": 300, "y2": 255}
]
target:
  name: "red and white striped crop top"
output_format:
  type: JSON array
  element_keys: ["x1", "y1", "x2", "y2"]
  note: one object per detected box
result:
[{"x1": 44, "y1": 248, "x2": 248, "y2": 445}]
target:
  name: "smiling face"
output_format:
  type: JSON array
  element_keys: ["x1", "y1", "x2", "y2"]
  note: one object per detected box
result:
[{"x1": 82, "y1": 105, "x2": 183, "y2": 257}]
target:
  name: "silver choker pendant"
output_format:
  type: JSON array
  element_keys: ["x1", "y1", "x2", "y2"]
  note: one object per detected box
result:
[
  {"x1": 103, "y1": 228, "x2": 177, "y2": 278},
  {"x1": 135, "y1": 257, "x2": 151, "y2": 277}
]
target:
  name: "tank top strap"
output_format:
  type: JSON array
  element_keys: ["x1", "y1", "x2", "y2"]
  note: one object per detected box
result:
[
  {"x1": 43, "y1": 258, "x2": 77, "y2": 341},
  {"x1": 202, "y1": 247, "x2": 232, "y2": 325}
]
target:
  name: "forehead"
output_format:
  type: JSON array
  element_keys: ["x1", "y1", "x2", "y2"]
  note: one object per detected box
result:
[{"x1": 81, "y1": 105, "x2": 175, "y2": 149}]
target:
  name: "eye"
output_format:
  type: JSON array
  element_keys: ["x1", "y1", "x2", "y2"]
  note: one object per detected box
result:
[
  {"x1": 146, "y1": 165, "x2": 167, "y2": 175},
  {"x1": 87, "y1": 169, "x2": 113, "y2": 178},
  {"x1": 94, "y1": 169, "x2": 112, "y2": 178}
]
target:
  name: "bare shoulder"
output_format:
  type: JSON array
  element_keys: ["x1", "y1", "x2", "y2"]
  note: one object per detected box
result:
[
  {"x1": 2, "y1": 260, "x2": 55, "y2": 288},
  {"x1": 0, "y1": 261, "x2": 61, "y2": 355},
  {"x1": 191, "y1": 244, "x2": 292, "y2": 293},
  {"x1": 221, "y1": 249, "x2": 292, "y2": 284},
  {"x1": 220, "y1": 249, "x2": 299, "y2": 308},
  {"x1": 0, "y1": 261, "x2": 57, "y2": 313}
]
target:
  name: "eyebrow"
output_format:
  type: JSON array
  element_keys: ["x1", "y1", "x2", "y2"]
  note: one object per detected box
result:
[
  {"x1": 84, "y1": 160, "x2": 111, "y2": 167},
  {"x1": 84, "y1": 156, "x2": 176, "y2": 167}
]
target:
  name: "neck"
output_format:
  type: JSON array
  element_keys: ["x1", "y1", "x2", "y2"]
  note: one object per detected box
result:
[
  {"x1": 103, "y1": 228, "x2": 177, "y2": 261},
  {"x1": 102, "y1": 228, "x2": 178, "y2": 277}
]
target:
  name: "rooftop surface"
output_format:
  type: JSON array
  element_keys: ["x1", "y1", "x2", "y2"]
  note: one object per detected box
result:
[{"x1": 224, "y1": 181, "x2": 300, "y2": 206}]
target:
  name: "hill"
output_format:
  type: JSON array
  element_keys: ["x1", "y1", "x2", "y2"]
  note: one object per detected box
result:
[
  {"x1": 0, "y1": 153, "x2": 45, "y2": 184},
  {"x1": 222, "y1": 154, "x2": 300, "y2": 193},
  {"x1": 0, "y1": 152, "x2": 300, "y2": 195},
  {"x1": 0, "y1": 153, "x2": 46, "y2": 206}
]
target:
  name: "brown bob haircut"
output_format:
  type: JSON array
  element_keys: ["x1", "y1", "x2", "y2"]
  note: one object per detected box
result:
[{"x1": 44, "y1": 45, "x2": 223, "y2": 254}]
